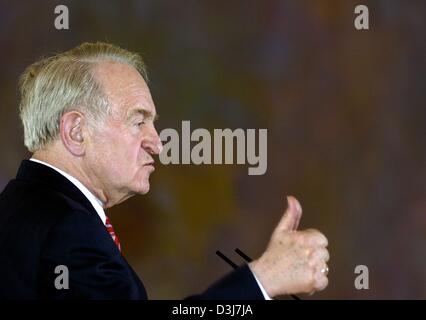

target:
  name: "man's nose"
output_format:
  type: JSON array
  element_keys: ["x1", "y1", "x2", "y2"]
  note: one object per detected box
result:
[{"x1": 142, "y1": 127, "x2": 163, "y2": 155}]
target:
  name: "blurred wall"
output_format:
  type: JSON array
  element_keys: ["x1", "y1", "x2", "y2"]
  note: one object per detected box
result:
[{"x1": 1, "y1": 0, "x2": 426, "y2": 299}]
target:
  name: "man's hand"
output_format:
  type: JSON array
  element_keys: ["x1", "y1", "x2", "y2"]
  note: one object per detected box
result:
[{"x1": 249, "y1": 196, "x2": 329, "y2": 298}]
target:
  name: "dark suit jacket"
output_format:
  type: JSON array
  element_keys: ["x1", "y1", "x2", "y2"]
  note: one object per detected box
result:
[{"x1": 0, "y1": 160, "x2": 264, "y2": 300}]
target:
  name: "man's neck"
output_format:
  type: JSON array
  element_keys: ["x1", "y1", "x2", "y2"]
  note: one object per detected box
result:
[{"x1": 31, "y1": 151, "x2": 109, "y2": 206}]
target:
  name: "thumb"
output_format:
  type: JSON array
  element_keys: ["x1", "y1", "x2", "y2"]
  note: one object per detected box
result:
[{"x1": 277, "y1": 196, "x2": 303, "y2": 232}]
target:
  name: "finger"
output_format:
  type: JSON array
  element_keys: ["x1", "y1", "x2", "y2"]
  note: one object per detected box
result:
[
  {"x1": 312, "y1": 262, "x2": 329, "y2": 290},
  {"x1": 314, "y1": 274, "x2": 329, "y2": 291},
  {"x1": 314, "y1": 261, "x2": 329, "y2": 278},
  {"x1": 310, "y1": 247, "x2": 330, "y2": 264},
  {"x1": 303, "y1": 229, "x2": 328, "y2": 247},
  {"x1": 290, "y1": 196, "x2": 303, "y2": 230},
  {"x1": 276, "y1": 195, "x2": 303, "y2": 232}
]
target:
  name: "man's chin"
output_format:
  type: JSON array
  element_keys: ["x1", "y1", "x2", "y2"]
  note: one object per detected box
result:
[
  {"x1": 135, "y1": 181, "x2": 150, "y2": 195},
  {"x1": 132, "y1": 171, "x2": 152, "y2": 195},
  {"x1": 139, "y1": 185, "x2": 150, "y2": 195}
]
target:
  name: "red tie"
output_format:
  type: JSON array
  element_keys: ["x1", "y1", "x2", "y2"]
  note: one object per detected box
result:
[{"x1": 105, "y1": 216, "x2": 121, "y2": 253}]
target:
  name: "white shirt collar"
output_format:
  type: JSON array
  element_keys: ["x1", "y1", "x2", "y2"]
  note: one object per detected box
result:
[{"x1": 29, "y1": 158, "x2": 107, "y2": 226}]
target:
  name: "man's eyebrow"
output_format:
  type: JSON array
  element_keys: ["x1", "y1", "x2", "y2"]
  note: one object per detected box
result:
[{"x1": 126, "y1": 108, "x2": 159, "y2": 122}]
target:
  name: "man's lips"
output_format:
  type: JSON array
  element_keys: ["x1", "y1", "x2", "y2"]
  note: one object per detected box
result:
[{"x1": 143, "y1": 162, "x2": 155, "y2": 171}]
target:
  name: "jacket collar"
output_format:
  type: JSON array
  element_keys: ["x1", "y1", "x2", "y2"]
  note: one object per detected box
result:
[{"x1": 16, "y1": 159, "x2": 98, "y2": 216}]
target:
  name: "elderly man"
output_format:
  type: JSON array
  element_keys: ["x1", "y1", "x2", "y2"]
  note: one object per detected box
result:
[{"x1": 0, "y1": 42, "x2": 329, "y2": 299}]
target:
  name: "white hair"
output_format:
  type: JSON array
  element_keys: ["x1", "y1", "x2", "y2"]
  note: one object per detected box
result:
[{"x1": 19, "y1": 42, "x2": 147, "y2": 152}]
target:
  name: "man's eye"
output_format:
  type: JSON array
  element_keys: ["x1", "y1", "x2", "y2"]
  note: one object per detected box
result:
[{"x1": 136, "y1": 121, "x2": 145, "y2": 127}]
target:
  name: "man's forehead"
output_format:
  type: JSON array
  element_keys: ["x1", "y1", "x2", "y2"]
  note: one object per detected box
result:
[
  {"x1": 93, "y1": 61, "x2": 150, "y2": 98},
  {"x1": 115, "y1": 92, "x2": 157, "y2": 122},
  {"x1": 93, "y1": 60, "x2": 140, "y2": 78},
  {"x1": 126, "y1": 105, "x2": 158, "y2": 121},
  {"x1": 93, "y1": 61, "x2": 157, "y2": 120}
]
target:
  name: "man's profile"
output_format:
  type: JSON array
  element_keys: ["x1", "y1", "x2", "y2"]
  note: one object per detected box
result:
[{"x1": 0, "y1": 42, "x2": 329, "y2": 299}]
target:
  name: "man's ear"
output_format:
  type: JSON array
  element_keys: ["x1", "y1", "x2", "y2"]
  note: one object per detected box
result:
[{"x1": 59, "y1": 111, "x2": 87, "y2": 156}]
